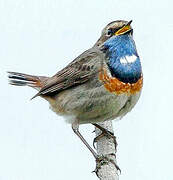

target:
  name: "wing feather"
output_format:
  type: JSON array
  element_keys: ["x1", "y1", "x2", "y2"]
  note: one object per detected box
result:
[{"x1": 32, "y1": 47, "x2": 104, "y2": 98}]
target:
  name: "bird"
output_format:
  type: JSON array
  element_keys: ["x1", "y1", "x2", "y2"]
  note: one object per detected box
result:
[{"x1": 8, "y1": 20, "x2": 143, "y2": 162}]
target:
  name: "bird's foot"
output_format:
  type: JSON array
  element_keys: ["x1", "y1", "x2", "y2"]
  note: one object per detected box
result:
[
  {"x1": 92, "y1": 123, "x2": 118, "y2": 151},
  {"x1": 92, "y1": 154, "x2": 121, "y2": 176}
]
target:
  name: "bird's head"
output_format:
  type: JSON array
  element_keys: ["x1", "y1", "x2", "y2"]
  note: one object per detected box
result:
[{"x1": 95, "y1": 20, "x2": 133, "y2": 47}]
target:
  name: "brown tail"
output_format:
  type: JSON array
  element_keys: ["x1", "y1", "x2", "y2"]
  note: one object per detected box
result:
[{"x1": 8, "y1": 71, "x2": 48, "y2": 90}]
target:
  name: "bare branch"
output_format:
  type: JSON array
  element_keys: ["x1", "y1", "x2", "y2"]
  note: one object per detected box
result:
[{"x1": 94, "y1": 121, "x2": 119, "y2": 180}]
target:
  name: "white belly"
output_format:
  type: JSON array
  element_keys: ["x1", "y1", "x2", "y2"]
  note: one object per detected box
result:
[{"x1": 46, "y1": 83, "x2": 141, "y2": 124}]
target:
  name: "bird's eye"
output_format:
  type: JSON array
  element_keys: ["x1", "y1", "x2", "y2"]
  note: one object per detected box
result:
[{"x1": 106, "y1": 29, "x2": 113, "y2": 37}]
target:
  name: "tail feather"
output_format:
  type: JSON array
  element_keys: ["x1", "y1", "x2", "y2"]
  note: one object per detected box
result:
[{"x1": 8, "y1": 71, "x2": 48, "y2": 89}]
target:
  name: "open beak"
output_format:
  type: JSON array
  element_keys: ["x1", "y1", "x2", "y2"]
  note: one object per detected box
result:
[{"x1": 115, "y1": 20, "x2": 133, "y2": 36}]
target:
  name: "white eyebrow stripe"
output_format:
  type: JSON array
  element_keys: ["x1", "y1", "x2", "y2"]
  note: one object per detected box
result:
[{"x1": 120, "y1": 55, "x2": 137, "y2": 64}]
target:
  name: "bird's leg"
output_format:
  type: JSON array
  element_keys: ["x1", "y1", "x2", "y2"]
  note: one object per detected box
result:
[
  {"x1": 72, "y1": 123, "x2": 98, "y2": 159},
  {"x1": 72, "y1": 123, "x2": 121, "y2": 174},
  {"x1": 92, "y1": 123, "x2": 117, "y2": 151}
]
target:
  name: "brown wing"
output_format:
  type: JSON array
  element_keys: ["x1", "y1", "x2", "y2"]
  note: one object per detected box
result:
[{"x1": 32, "y1": 47, "x2": 104, "y2": 98}]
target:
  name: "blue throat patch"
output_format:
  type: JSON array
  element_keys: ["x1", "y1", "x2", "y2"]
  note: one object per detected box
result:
[{"x1": 103, "y1": 34, "x2": 142, "y2": 84}]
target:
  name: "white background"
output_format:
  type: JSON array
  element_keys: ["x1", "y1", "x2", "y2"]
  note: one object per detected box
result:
[{"x1": 1, "y1": 0, "x2": 173, "y2": 179}]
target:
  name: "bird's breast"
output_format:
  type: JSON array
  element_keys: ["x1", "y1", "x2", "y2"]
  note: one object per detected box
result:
[{"x1": 99, "y1": 68, "x2": 143, "y2": 95}]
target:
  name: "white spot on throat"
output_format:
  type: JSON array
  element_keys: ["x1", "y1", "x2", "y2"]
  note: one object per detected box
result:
[{"x1": 120, "y1": 55, "x2": 137, "y2": 64}]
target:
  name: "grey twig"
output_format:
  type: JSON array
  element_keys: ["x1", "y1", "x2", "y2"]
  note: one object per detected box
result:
[{"x1": 94, "y1": 121, "x2": 120, "y2": 180}]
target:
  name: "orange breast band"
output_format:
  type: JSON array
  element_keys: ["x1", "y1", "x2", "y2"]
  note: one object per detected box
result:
[{"x1": 99, "y1": 68, "x2": 143, "y2": 95}]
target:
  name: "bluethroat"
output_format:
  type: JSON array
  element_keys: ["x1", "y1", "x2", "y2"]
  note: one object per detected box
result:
[{"x1": 8, "y1": 20, "x2": 143, "y2": 161}]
